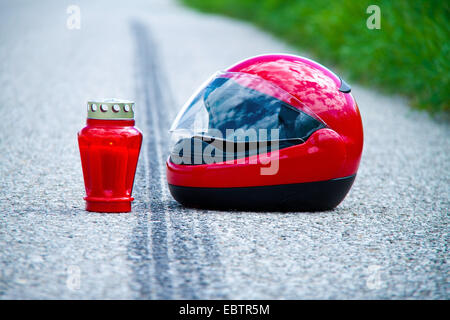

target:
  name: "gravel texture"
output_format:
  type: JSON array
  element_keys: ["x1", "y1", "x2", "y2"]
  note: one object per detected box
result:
[{"x1": 0, "y1": 0, "x2": 448, "y2": 299}]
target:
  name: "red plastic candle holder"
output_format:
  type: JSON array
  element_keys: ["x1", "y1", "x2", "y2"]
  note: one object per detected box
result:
[{"x1": 78, "y1": 99, "x2": 142, "y2": 213}]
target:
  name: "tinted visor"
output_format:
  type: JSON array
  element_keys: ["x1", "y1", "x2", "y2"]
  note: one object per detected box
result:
[{"x1": 170, "y1": 72, "x2": 326, "y2": 164}]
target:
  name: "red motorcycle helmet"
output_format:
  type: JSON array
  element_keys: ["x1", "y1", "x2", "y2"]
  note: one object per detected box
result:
[{"x1": 166, "y1": 54, "x2": 363, "y2": 211}]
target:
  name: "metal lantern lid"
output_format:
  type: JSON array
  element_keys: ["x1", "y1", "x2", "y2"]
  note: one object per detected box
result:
[{"x1": 87, "y1": 98, "x2": 135, "y2": 120}]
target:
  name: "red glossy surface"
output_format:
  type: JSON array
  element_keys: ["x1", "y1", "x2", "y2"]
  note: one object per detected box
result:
[
  {"x1": 78, "y1": 119, "x2": 142, "y2": 212},
  {"x1": 228, "y1": 54, "x2": 363, "y2": 177},
  {"x1": 167, "y1": 54, "x2": 363, "y2": 188},
  {"x1": 167, "y1": 128, "x2": 346, "y2": 187}
]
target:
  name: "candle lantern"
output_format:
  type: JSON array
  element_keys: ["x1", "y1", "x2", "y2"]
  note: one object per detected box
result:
[{"x1": 78, "y1": 99, "x2": 142, "y2": 213}]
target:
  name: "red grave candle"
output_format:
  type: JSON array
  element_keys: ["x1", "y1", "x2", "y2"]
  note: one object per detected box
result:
[{"x1": 78, "y1": 99, "x2": 142, "y2": 212}]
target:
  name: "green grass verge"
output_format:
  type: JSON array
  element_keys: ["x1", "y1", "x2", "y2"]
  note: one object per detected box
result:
[{"x1": 182, "y1": 0, "x2": 449, "y2": 113}]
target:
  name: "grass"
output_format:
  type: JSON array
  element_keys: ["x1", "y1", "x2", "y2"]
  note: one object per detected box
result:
[{"x1": 181, "y1": 0, "x2": 449, "y2": 113}]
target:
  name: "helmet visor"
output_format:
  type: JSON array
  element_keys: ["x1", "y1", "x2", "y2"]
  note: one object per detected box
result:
[{"x1": 170, "y1": 71, "x2": 325, "y2": 144}]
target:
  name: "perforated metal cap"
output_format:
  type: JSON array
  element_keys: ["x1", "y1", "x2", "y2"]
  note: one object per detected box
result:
[{"x1": 86, "y1": 98, "x2": 134, "y2": 120}]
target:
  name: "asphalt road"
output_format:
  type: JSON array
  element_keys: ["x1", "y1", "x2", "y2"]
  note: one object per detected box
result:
[{"x1": 0, "y1": 0, "x2": 448, "y2": 299}]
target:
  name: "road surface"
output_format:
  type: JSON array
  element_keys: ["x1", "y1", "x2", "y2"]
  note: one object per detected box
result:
[{"x1": 0, "y1": 0, "x2": 448, "y2": 299}]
